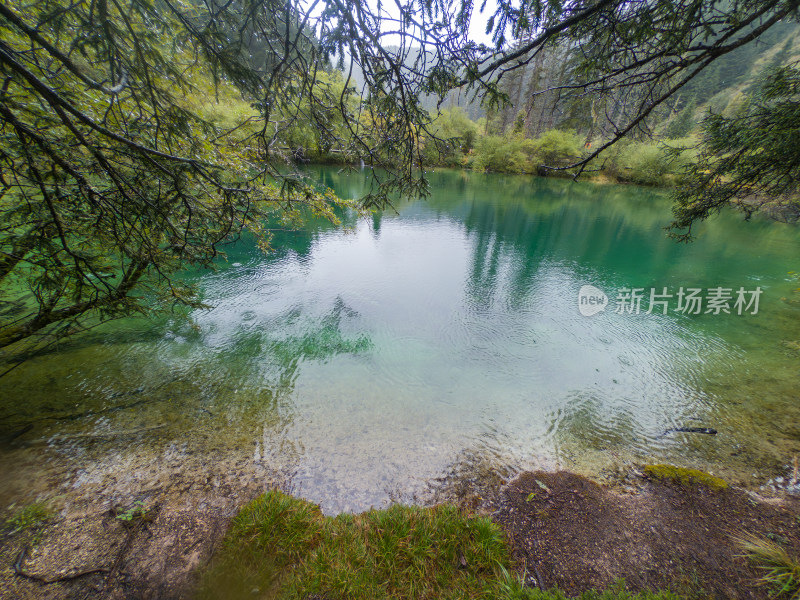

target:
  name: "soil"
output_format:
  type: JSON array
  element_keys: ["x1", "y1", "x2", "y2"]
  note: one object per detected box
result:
[
  {"x1": 492, "y1": 470, "x2": 800, "y2": 599},
  {"x1": 1, "y1": 467, "x2": 798, "y2": 599}
]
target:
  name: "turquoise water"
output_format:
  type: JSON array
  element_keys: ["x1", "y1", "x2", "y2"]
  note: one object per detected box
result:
[{"x1": 1, "y1": 168, "x2": 799, "y2": 512}]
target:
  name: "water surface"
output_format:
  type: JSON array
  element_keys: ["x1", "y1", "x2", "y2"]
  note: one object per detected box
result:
[{"x1": 2, "y1": 168, "x2": 799, "y2": 512}]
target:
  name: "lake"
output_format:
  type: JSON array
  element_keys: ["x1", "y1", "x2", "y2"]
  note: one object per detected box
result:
[{"x1": 1, "y1": 167, "x2": 799, "y2": 513}]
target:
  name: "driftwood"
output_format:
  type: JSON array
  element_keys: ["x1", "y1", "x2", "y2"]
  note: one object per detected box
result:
[{"x1": 659, "y1": 426, "x2": 717, "y2": 437}]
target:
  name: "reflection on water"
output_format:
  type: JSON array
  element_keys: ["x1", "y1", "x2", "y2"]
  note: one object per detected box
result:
[{"x1": 1, "y1": 168, "x2": 799, "y2": 513}]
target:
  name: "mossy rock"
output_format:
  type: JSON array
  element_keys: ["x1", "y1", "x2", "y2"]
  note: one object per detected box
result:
[{"x1": 644, "y1": 464, "x2": 728, "y2": 490}]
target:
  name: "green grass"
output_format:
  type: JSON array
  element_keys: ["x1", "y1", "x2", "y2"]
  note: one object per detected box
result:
[
  {"x1": 4, "y1": 501, "x2": 53, "y2": 533},
  {"x1": 198, "y1": 490, "x2": 681, "y2": 600},
  {"x1": 736, "y1": 533, "x2": 800, "y2": 599}
]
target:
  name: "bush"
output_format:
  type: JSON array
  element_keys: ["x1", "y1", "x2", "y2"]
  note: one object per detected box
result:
[
  {"x1": 470, "y1": 135, "x2": 535, "y2": 173},
  {"x1": 530, "y1": 129, "x2": 584, "y2": 168},
  {"x1": 622, "y1": 143, "x2": 671, "y2": 185},
  {"x1": 603, "y1": 138, "x2": 697, "y2": 186},
  {"x1": 423, "y1": 107, "x2": 480, "y2": 166},
  {"x1": 467, "y1": 129, "x2": 584, "y2": 175}
]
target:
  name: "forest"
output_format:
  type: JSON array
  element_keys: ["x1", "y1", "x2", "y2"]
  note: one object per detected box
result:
[{"x1": 340, "y1": 18, "x2": 800, "y2": 191}]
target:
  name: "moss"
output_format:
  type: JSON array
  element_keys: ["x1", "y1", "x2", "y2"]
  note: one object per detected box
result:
[{"x1": 644, "y1": 464, "x2": 728, "y2": 490}]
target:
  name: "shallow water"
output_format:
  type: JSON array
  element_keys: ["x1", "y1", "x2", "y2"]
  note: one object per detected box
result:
[{"x1": 2, "y1": 168, "x2": 799, "y2": 513}]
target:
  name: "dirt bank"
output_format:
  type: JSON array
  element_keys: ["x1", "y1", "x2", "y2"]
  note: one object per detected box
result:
[
  {"x1": 493, "y1": 470, "x2": 800, "y2": 599},
  {"x1": 1, "y1": 467, "x2": 798, "y2": 599}
]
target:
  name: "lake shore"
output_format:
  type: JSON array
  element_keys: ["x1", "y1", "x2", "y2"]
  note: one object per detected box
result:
[
  {"x1": 492, "y1": 469, "x2": 800, "y2": 598},
  {"x1": 2, "y1": 464, "x2": 798, "y2": 599}
]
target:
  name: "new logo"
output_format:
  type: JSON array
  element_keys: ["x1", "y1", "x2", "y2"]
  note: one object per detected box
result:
[{"x1": 578, "y1": 285, "x2": 608, "y2": 316}]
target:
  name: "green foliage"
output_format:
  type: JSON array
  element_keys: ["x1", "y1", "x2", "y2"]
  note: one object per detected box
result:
[
  {"x1": 671, "y1": 64, "x2": 800, "y2": 240},
  {"x1": 599, "y1": 139, "x2": 696, "y2": 187},
  {"x1": 478, "y1": 0, "x2": 797, "y2": 180},
  {"x1": 530, "y1": 130, "x2": 584, "y2": 169},
  {"x1": 678, "y1": 21, "x2": 799, "y2": 109},
  {"x1": 5, "y1": 502, "x2": 52, "y2": 533},
  {"x1": 115, "y1": 500, "x2": 154, "y2": 527},
  {"x1": 620, "y1": 144, "x2": 671, "y2": 186},
  {"x1": 643, "y1": 464, "x2": 728, "y2": 490},
  {"x1": 513, "y1": 112, "x2": 526, "y2": 135},
  {"x1": 0, "y1": 0, "x2": 370, "y2": 353},
  {"x1": 469, "y1": 129, "x2": 583, "y2": 175},
  {"x1": 425, "y1": 107, "x2": 479, "y2": 166},
  {"x1": 1, "y1": 0, "x2": 797, "y2": 350},
  {"x1": 470, "y1": 135, "x2": 535, "y2": 173}
]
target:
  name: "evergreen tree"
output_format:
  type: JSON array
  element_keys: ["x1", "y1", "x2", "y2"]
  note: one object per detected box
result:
[{"x1": 671, "y1": 64, "x2": 800, "y2": 240}]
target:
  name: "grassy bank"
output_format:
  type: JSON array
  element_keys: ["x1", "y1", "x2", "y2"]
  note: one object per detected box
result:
[{"x1": 197, "y1": 490, "x2": 680, "y2": 600}]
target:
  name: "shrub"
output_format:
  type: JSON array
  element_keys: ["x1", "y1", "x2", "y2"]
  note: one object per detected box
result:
[
  {"x1": 423, "y1": 107, "x2": 480, "y2": 166},
  {"x1": 530, "y1": 129, "x2": 585, "y2": 169},
  {"x1": 606, "y1": 138, "x2": 697, "y2": 186},
  {"x1": 619, "y1": 143, "x2": 671, "y2": 185},
  {"x1": 470, "y1": 135, "x2": 535, "y2": 173},
  {"x1": 468, "y1": 129, "x2": 585, "y2": 175}
]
